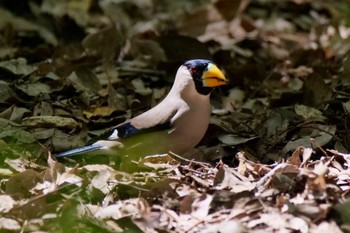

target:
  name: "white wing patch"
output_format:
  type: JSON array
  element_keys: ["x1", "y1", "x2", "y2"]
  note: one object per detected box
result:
[{"x1": 108, "y1": 129, "x2": 119, "y2": 140}]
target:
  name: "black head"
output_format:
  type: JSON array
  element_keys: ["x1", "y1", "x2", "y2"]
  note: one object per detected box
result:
[{"x1": 184, "y1": 59, "x2": 226, "y2": 95}]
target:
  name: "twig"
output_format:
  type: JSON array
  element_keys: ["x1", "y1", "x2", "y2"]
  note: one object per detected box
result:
[
  {"x1": 167, "y1": 151, "x2": 212, "y2": 166},
  {"x1": 310, "y1": 138, "x2": 329, "y2": 157}
]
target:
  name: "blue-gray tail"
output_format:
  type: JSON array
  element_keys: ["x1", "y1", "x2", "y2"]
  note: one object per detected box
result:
[{"x1": 55, "y1": 144, "x2": 102, "y2": 158}]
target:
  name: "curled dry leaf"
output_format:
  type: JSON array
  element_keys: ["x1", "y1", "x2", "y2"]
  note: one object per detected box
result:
[{"x1": 214, "y1": 166, "x2": 256, "y2": 192}]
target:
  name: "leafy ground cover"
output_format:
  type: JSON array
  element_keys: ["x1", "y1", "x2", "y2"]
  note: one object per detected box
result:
[{"x1": 0, "y1": 0, "x2": 350, "y2": 232}]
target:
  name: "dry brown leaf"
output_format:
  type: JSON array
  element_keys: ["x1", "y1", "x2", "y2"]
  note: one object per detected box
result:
[
  {"x1": 214, "y1": 166, "x2": 255, "y2": 192},
  {"x1": 310, "y1": 220, "x2": 343, "y2": 233},
  {"x1": 83, "y1": 106, "x2": 118, "y2": 119},
  {"x1": 0, "y1": 217, "x2": 21, "y2": 231},
  {"x1": 287, "y1": 146, "x2": 303, "y2": 166},
  {"x1": 90, "y1": 169, "x2": 115, "y2": 194},
  {"x1": 0, "y1": 195, "x2": 16, "y2": 213},
  {"x1": 202, "y1": 220, "x2": 244, "y2": 233},
  {"x1": 94, "y1": 198, "x2": 147, "y2": 220},
  {"x1": 190, "y1": 193, "x2": 212, "y2": 219}
]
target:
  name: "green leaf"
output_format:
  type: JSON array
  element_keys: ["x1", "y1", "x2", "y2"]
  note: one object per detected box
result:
[
  {"x1": 22, "y1": 116, "x2": 80, "y2": 129},
  {"x1": 282, "y1": 125, "x2": 336, "y2": 153},
  {"x1": 294, "y1": 104, "x2": 326, "y2": 121},
  {"x1": 0, "y1": 81, "x2": 13, "y2": 103},
  {"x1": 0, "y1": 128, "x2": 36, "y2": 143},
  {"x1": 0, "y1": 58, "x2": 35, "y2": 75}
]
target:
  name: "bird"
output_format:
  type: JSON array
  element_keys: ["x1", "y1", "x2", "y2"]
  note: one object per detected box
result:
[{"x1": 55, "y1": 59, "x2": 226, "y2": 161}]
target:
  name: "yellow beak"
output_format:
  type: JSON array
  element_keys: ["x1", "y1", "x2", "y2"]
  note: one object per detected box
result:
[{"x1": 202, "y1": 63, "x2": 227, "y2": 87}]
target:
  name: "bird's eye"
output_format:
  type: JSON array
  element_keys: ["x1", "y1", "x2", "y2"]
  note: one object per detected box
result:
[{"x1": 189, "y1": 67, "x2": 198, "y2": 74}]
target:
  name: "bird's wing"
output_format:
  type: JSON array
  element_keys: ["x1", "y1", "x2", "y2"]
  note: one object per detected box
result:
[
  {"x1": 55, "y1": 144, "x2": 102, "y2": 158},
  {"x1": 55, "y1": 101, "x2": 179, "y2": 158},
  {"x1": 102, "y1": 102, "x2": 179, "y2": 140}
]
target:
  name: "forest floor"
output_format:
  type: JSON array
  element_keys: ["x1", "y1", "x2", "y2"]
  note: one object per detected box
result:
[{"x1": 0, "y1": 0, "x2": 350, "y2": 232}]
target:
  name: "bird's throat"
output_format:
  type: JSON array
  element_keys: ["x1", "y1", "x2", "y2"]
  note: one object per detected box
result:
[{"x1": 194, "y1": 82, "x2": 212, "y2": 95}]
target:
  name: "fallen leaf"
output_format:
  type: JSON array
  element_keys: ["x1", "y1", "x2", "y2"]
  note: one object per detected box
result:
[
  {"x1": 0, "y1": 195, "x2": 16, "y2": 213},
  {"x1": 22, "y1": 116, "x2": 80, "y2": 129},
  {"x1": 0, "y1": 217, "x2": 21, "y2": 231}
]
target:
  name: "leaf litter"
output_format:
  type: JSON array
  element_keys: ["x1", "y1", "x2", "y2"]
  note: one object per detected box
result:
[{"x1": 0, "y1": 0, "x2": 350, "y2": 232}]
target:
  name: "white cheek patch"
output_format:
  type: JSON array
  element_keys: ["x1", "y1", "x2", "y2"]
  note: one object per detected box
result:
[{"x1": 108, "y1": 129, "x2": 119, "y2": 140}]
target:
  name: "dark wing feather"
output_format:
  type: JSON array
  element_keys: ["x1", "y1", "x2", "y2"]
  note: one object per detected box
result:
[
  {"x1": 116, "y1": 121, "x2": 172, "y2": 138},
  {"x1": 91, "y1": 108, "x2": 177, "y2": 142},
  {"x1": 55, "y1": 144, "x2": 102, "y2": 158},
  {"x1": 56, "y1": 100, "x2": 179, "y2": 158}
]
